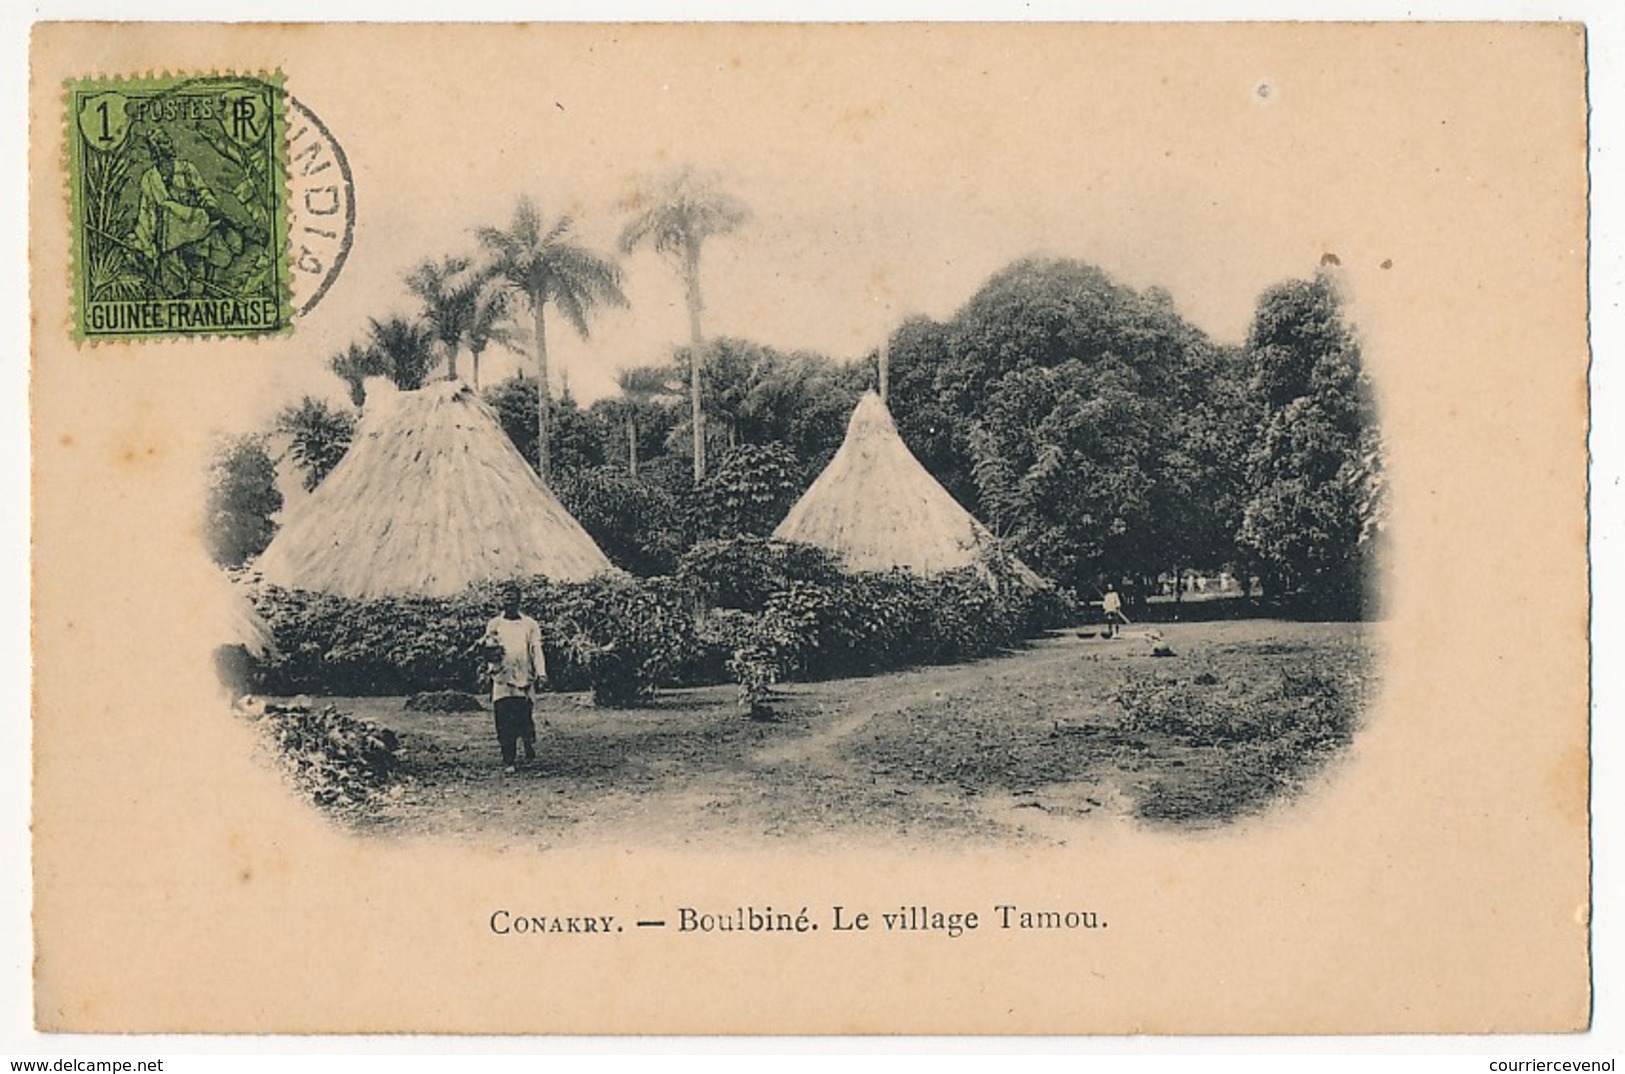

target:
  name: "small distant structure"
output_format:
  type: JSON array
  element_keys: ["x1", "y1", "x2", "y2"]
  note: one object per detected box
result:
[
  {"x1": 257, "y1": 381, "x2": 611, "y2": 599},
  {"x1": 773, "y1": 390, "x2": 1035, "y2": 581}
]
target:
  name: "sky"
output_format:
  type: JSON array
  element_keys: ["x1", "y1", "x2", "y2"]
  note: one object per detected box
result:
[{"x1": 239, "y1": 22, "x2": 1439, "y2": 421}]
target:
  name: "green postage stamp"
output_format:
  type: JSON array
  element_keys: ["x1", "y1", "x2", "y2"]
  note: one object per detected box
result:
[{"x1": 67, "y1": 73, "x2": 291, "y2": 340}]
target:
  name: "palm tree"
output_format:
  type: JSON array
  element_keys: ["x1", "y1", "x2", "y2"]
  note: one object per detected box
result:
[
  {"x1": 466, "y1": 284, "x2": 519, "y2": 391},
  {"x1": 614, "y1": 365, "x2": 680, "y2": 476},
  {"x1": 477, "y1": 197, "x2": 627, "y2": 483},
  {"x1": 618, "y1": 166, "x2": 751, "y2": 483},
  {"x1": 329, "y1": 340, "x2": 387, "y2": 406},
  {"x1": 367, "y1": 315, "x2": 437, "y2": 392},
  {"x1": 405, "y1": 255, "x2": 479, "y2": 381},
  {"x1": 275, "y1": 396, "x2": 357, "y2": 491}
]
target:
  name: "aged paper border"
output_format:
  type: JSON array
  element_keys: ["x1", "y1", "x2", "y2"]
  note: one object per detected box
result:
[{"x1": 9, "y1": 0, "x2": 1625, "y2": 1059}]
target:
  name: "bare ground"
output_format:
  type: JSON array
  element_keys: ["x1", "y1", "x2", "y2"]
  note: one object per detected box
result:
[{"x1": 307, "y1": 619, "x2": 1374, "y2": 849}]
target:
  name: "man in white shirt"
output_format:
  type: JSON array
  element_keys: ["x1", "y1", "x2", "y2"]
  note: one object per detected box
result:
[
  {"x1": 1102, "y1": 584, "x2": 1124, "y2": 638},
  {"x1": 481, "y1": 584, "x2": 548, "y2": 775}
]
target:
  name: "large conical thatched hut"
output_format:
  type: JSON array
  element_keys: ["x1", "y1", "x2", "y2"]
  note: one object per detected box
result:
[
  {"x1": 258, "y1": 381, "x2": 611, "y2": 599},
  {"x1": 216, "y1": 574, "x2": 276, "y2": 657},
  {"x1": 773, "y1": 390, "x2": 1027, "y2": 578}
]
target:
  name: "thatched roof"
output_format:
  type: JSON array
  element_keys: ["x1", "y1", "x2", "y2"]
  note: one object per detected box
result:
[
  {"x1": 773, "y1": 391, "x2": 1020, "y2": 577},
  {"x1": 217, "y1": 575, "x2": 276, "y2": 656},
  {"x1": 257, "y1": 381, "x2": 611, "y2": 599}
]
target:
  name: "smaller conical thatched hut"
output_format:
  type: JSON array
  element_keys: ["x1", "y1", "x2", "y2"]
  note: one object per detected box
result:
[
  {"x1": 257, "y1": 381, "x2": 611, "y2": 599},
  {"x1": 773, "y1": 391, "x2": 1027, "y2": 578}
]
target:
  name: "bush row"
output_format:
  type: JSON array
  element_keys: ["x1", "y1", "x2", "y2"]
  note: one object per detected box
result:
[
  {"x1": 238, "y1": 699, "x2": 405, "y2": 812},
  {"x1": 241, "y1": 539, "x2": 1075, "y2": 707},
  {"x1": 246, "y1": 574, "x2": 696, "y2": 706}
]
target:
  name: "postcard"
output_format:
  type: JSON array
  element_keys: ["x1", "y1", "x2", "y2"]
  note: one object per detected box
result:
[{"x1": 28, "y1": 21, "x2": 1590, "y2": 1033}]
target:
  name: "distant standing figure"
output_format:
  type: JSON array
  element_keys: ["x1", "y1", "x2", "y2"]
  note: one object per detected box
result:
[
  {"x1": 482, "y1": 584, "x2": 547, "y2": 775},
  {"x1": 1102, "y1": 584, "x2": 1124, "y2": 638}
]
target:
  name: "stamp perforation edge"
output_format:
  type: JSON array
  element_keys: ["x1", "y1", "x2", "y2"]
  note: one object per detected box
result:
[{"x1": 62, "y1": 70, "x2": 294, "y2": 345}]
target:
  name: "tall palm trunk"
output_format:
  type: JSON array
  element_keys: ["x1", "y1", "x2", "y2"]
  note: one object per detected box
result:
[
  {"x1": 533, "y1": 302, "x2": 552, "y2": 484},
  {"x1": 684, "y1": 244, "x2": 705, "y2": 484},
  {"x1": 470, "y1": 345, "x2": 483, "y2": 390},
  {"x1": 444, "y1": 340, "x2": 460, "y2": 381},
  {"x1": 627, "y1": 415, "x2": 639, "y2": 476}
]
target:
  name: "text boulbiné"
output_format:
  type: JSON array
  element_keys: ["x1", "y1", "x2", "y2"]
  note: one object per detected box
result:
[{"x1": 488, "y1": 903, "x2": 1106, "y2": 940}]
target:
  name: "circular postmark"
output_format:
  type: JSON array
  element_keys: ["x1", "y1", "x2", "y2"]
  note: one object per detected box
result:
[{"x1": 286, "y1": 97, "x2": 355, "y2": 317}]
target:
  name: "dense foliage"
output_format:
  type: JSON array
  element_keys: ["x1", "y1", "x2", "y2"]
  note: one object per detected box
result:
[
  {"x1": 1236, "y1": 272, "x2": 1384, "y2": 616},
  {"x1": 238, "y1": 699, "x2": 405, "y2": 812},
  {"x1": 205, "y1": 434, "x2": 283, "y2": 568},
  {"x1": 247, "y1": 575, "x2": 697, "y2": 707},
  {"x1": 886, "y1": 259, "x2": 1259, "y2": 597},
  {"x1": 694, "y1": 442, "x2": 804, "y2": 539},
  {"x1": 553, "y1": 466, "x2": 689, "y2": 576},
  {"x1": 275, "y1": 396, "x2": 356, "y2": 491},
  {"x1": 229, "y1": 249, "x2": 1385, "y2": 627},
  {"x1": 676, "y1": 535, "x2": 843, "y2": 613},
  {"x1": 242, "y1": 544, "x2": 1072, "y2": 711}
]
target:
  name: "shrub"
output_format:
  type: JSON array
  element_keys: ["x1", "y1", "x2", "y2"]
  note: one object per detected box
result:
[
  {"x1": 675, "y1": 535, "x2": 841, "y2": 613},
  {"x1": 241, "y1": 551, "x2": 1070, "y2": 712},
  {"x1": 691, "y1": 608, "x2": 756, "y2": 686},
  {"x1": 548, "y1": 575, "x2": 696, "y2": 707},
  {"x1": 696, "y1": 442, "x2": 804, "y2": 538},
  {"x1": 718, "y1": 562, "x2": 1068, "y2": 708},
  {"x1": 247, "y1": 574, "x2": 699, "y2": 704},
  {"x1": 553, "y1": 467, "x2": 688, "y2": 576},
  {"x1": 239, "y1": 699, "x2": 404, "y2": 812}
]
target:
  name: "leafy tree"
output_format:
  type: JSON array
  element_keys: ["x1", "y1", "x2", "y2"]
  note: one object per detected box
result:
[
  {"x1": 276, "y1": 396, "x2": 357, "y2": 491},
  {"x1": 696, "y1": 442, "x2": 803, "y2": 539},
  {"x1": 483, "y1": 377, "x2": 609, "y2": 477},
  {"x1": 666, "y1": 338, "x2": 859, "y2": 482},
  {"x1": 936, "y1": 258, "x2": 1189, "y2": 413},
  {"x1": 550, "y1": 396, "x2": 609, "y2": 476},
  {"x1": 483, "y1": 376, "x2": 540, "y2": 469},
  {"x1": 1153, "y1": 343, "x2": 1255, "y2": 583},
  {"x1": 885, "y1": 316, "x2": 981, "y2": 512},
  {"x1": 884, "y1": 257, "x2": 1227, "y2": 594},
  {"x1": 1237, "y1": 271, "x2": 1382, "y2": 616},
  {"x1": 477, "y1": 197, "x2": 627, "y2": 484},
  {"x1": 554, "y1": 467, "x2": 689, "y2": 576},
  {"x1": 619, "y1": 166, "x2": 751, "y2": 483},
  {"x1": 205, "y1": 434, "x2": 283, "y2": 567},
  {"x1": 966, "y1": 357, "x2": 1160, "y2": 590}
]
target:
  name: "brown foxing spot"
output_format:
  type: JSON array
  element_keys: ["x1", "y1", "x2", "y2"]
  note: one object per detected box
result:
[{"x1": 1545, "y1": 745, "x2": 1588, "y2": 828}]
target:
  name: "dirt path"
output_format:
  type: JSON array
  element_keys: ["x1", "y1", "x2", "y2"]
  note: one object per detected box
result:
[{"x1": 314, "y1": 620, "x2": 1374, "y2": 848}]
